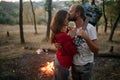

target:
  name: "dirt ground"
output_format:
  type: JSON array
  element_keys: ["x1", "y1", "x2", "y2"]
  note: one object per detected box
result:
[{"x1": 0, "y1": 25, "x2": 120, "y2": 80}]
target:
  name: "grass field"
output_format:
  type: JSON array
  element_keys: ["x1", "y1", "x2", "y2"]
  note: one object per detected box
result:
[{"x1": 0, "y1": 24, "x2": 120, "y2": 80}]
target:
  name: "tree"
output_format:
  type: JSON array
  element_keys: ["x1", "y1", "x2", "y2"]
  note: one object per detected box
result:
[
  {"x1": 81, "y1": 0, "x2": 89, "y2": 4},
  {"x1": 45, "y1": 0, "x2": 52, "y2": 40},
  {"x1": 109, "y1": 13, "x2": 120, "y2": 41},
  {"x1": 104, "y1": 0, "x2": 116, "y2": 31},
  {"x1": 23, "y1": 2, "x2": 32, "y2": 24},
  {"x1": 103, "y1": 0, "x2": 108, "y2": 33},
  {"x1": 108, "y1": 0, "x2": 120, "y2": 41},
  {"x1": 30, "y1": 0, "x2": 37, "y2": 34},
  {"x1": 91, "y1": 0, "x2": 95, "y2": 5},
  {"x1": 0, "y1": 1, "x2": 18, "y2": 24},
  {"x1": 19, "y1": 0, "x2": 25, "y2": 43}
]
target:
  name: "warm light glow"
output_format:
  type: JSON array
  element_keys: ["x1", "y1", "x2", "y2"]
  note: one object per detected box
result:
[{"x1": 40, "y1": 61, "x2": 54, "y2": 75}]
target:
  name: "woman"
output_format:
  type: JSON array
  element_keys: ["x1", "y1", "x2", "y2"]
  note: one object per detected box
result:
[{"x1": 50, "y1": 10, "x2": 77, "y2": 80}]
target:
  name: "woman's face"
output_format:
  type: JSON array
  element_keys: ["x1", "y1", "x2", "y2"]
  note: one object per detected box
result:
[
  {"x1": 61, "y1": 14, "x2": 69, "y2": 32},
  {"x1": 64, "y1": 14, "x2": 69, "y2": 26}
]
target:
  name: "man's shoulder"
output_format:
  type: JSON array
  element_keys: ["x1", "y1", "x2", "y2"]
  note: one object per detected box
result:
[
  {"x1": 87, "y1": 23, "x2": 94, "y2": 28},
  {"x1": 87, "y1": 23, "x2": 96, "y2": 30}
]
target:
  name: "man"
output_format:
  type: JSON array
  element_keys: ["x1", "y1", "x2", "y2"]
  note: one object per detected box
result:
[{"x1": 68, "y1": 4, "x2": 99, "y2": 80}]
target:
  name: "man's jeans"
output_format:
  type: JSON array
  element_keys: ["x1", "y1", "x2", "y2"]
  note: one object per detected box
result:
[
  {"x1": 53, "y1": 57, "x2": 69, "y2": 80},
  {"x1": 72, "y1": 63, "x2": 93, "y2": 80}
]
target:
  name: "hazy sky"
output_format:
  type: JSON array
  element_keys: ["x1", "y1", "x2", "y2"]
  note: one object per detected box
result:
[{"x1": 0, "y1": 0, "x2": 72, "y2": 2}]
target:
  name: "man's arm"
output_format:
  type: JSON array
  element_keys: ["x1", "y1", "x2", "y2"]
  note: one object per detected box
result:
[
  {"x1": 85, "y1": 38, "x2": 99, "y2": 54},
  {"x1": 78, "y1": 29, "x2": 99, "y2": 54}
]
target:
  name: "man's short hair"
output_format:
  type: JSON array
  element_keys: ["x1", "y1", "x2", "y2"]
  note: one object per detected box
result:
[{"x1": 75, "y1": 5, "x2": 85, "y2": 20}]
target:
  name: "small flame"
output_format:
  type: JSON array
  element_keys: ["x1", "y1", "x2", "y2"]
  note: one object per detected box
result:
[{"x1": 40, "y1": 61, "x2": 54, "y2": 75}]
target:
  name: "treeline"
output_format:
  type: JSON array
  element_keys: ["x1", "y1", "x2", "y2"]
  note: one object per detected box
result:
[
  {"x1": 0, "y1": 0, "x2": 120, "y2": 28},
  {"x1": 0, "y1": 1, "x2": 79, "y2": 25},
  {"x1": 0, "y1": 1, "x2": 19, "y2": 24},
  {"x1": 0, "y1": 1, "x2": 46, "y2": 25}
]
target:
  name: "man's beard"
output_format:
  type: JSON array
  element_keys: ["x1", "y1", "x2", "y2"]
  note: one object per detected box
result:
[{"x1": 68, "y1": 16, "x2": 77, "y2": 21}]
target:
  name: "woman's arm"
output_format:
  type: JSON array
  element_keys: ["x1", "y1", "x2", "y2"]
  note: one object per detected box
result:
[{"x1": 56, "y1": 33, "x2": 77, "y2": 56}]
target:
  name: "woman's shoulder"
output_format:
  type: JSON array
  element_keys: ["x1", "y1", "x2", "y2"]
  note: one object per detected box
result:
[
  {"x1": 56, "y1": 32, "x2": 71, "y2": 40},
  {"x1": 55, "y1": 32, "x2": 71, "y2": 43},
  {"x1": 56, "y1": 32, "x2": 67, "y2": 37}
]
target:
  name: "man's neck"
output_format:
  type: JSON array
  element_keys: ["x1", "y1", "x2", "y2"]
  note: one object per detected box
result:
[{"x1": 75, "y1": 18, "x2": 84, "y2": 29}]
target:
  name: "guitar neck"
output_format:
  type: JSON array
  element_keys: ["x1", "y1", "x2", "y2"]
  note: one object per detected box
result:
[{"x1": 82, "y1": 16, "x2": 90, "y2": 30}]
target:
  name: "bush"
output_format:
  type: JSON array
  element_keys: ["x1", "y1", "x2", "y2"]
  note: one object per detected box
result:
[{"x1": 37, "y1": 18, "x2": 47, "y2": 24}]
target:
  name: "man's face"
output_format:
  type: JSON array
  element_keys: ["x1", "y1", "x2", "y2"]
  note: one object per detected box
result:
[{"x1": 68, "y1": 5, "x2": 77, "y2": 21}]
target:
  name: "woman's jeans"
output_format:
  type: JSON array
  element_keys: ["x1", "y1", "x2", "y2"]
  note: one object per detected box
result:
[{"x1": 53, "y1": 57, "x2": 69, "y2": 80}]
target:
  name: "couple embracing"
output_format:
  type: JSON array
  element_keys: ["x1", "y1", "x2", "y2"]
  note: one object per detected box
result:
[{"x1": 50, "y1": 4, "x2": 99, "y2": 80}]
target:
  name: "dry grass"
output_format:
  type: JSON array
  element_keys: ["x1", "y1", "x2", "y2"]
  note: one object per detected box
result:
[
  {"x1": 97, "y1": 25, "x2": 120, "y2": 53},
  {"x1": 0, "y1": 24, "x2": 54, "y2": 58},
  {"x1": 0, "y1": 24, "x2": 120, "y2": 58},
  {"x1": 0, "y1": 24, "x2": 120, "y2": 80}
]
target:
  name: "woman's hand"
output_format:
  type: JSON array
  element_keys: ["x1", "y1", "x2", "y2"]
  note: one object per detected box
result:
[
  {"x1": 68, "y1": 28, "x2": 76, "y2": 38},
  {"x1": 54, "y1": 43, "x2": 62, "y2": 49}
]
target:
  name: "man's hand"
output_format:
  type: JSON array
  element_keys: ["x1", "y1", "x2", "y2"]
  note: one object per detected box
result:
[
  {"x1": 54, "y1": 43, "x2": 62, "y2": 49},
  {"x1": 78, "y1": 29, "x2": 89, "y2": 40}
]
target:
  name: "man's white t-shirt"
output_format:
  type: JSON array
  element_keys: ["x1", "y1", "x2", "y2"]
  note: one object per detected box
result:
[{"x1": 73, "y1": 23, "x2": 97, "y2": 66}]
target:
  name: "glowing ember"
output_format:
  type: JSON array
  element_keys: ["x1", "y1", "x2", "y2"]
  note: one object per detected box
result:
[{"x1": 40, "y1": 61, "x2": 54, "y2": 75}]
